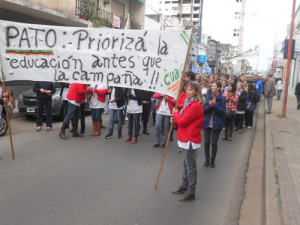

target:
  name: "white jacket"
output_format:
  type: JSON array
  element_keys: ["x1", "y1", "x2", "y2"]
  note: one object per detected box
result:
[{"x1": 277, "y1": 80, "x2": 284, "y2": 91}]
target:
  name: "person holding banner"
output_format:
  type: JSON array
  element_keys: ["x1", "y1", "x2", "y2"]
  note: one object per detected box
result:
[
  {"x1": 32, "y1": 81, "x2": 56, "y2": 132},
  {"x1": 105, "y1": 87, "x2": 125, "y2": 139},
  {"x1": 124, "y1": 89, "x2": 143, "y2": 144},
  {"x1": 171, "y1": 81, "x2": 205, "y2": 202},
  {"x1": 152, "y1": 92, "x2": 176, "y2": 148},
  {"x1": 59, "y1": 83, "x2": 88, "y2": 140},
  {"x1": 88, "y1": 84, "x2": 109, "y2": 136}
]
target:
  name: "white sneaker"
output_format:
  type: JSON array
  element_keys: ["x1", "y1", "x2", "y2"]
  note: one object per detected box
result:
[{"x1": 248, "y1": 126, "x2": 252, "y2": 129}]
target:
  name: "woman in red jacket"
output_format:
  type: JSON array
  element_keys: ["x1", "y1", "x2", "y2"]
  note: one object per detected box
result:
[
  {"x1": 88, "y1": 84, "x2": 110, "y2": 136},
  {"x1": 59, "y1": 83, "x2": 87, "y2": 140},
  {"x1": 171, "y1": 81, "x2": 205, "y2": 202}
]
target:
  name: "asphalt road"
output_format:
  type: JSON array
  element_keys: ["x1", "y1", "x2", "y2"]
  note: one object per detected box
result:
[{"x1": 0, "y1": 113, "x2": 257, "y2": 225}]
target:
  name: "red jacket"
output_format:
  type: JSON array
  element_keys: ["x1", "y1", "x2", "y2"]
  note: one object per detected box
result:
[
  {"x1": 67, "y1": 83, "x2": 87, "y2": 104},
  {"x1": 173, "y1": 100, "x2": 204, "y2": 144},
  {"x1": 153, "y1": 93, "x2": 176, "y2": 114},
  {"x1": 177, "y1": 92, "x2": 186, "y2": 110},
  {"x1": 88, "y1": 88, "x2": 108, "y2": 103}
]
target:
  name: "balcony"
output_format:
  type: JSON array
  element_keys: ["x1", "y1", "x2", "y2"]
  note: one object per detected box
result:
[{"x1": 75, "y1": 0, "x2": 141, "y2": 29}]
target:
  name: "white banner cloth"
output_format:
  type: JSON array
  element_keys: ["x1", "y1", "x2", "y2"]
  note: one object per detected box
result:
[{"x1": 0, "y1": 20, "x2": 191, "y2": 97}]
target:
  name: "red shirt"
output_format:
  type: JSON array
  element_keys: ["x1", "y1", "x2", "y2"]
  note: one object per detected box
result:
[
  {"x1": 153, "y1": 93, "x2": 176, "y2": 114},
  {"x1": 173, "y1": 100, "x2": 204, "y2": 143},
  {"x1": 88, "y1": 88, "x2": 108, "y2": 103},
  {"x1": 67, "y1": 83, "x2": 88, "y2": 104}
]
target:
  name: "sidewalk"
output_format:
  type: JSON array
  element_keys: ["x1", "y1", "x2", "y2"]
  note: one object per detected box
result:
[{"x1": 266, "y1": 96, "x2": 300, "y2": 225}]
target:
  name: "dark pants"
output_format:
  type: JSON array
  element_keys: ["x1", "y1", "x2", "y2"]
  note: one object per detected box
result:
[
  {"x1": 234, "y1": 114, "x2": 244, "y2": 130},
  {"x1": 180, "y1": 143, "x2": 197, "y2": 195},
  {"x1": 127, "y1": 113, "x2": 141, "y2": 139},
  {"x1": 63, "y1": 102, "x2": 81, "y2": 125},
  {"x1": 142, "y1": 103, "x2": 151, "y2": 130},
  {"x1": 297, "y1": 95, "x2": 300, "y2": 109},
  {"x1": 204, "y1": 128, "x2": 221, "y2": 161},
  {"x1": 36, "y1": 99, "x2": 52, "y2": 127},
  {"x1": 79, "y1": 103, "x2": 85, "y2": 131},
  {"x1": 151, "y1": 99, "x2": 157, "y2": 123},
  {"x1": 224, "y1": 115, "x2": 234, "y2": 138},
  {"x1": 245, "y1": 111, "x2": 254, "y2": 127}
]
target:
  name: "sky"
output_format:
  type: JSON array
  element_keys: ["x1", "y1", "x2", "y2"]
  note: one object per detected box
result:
[{"x1": 145, "y1": 0, "x2": 297, "y2": 71}]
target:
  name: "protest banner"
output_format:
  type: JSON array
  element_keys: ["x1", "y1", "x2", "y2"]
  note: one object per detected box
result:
[{"x1": 0, "y1": 20, "x2": 192, "y2": 98}]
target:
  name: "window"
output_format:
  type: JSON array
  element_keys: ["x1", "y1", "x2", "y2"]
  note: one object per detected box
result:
[
  {"x1": 165, "y1": 1, "x2": 171, "y2": 3},
  {"x1": 159, "y1": 1, "x2": 162, "y2": 3},
  {"x1": 194, "y1": 0, "x2": 200, "y2": 3}
]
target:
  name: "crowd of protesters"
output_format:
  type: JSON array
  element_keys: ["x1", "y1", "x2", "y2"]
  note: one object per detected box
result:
[{"x1": 1, "y1": 71, "x2": 299, "y2": 202}]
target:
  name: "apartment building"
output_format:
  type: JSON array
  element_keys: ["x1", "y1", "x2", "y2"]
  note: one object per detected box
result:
[{"x1": 0, "y1": 0, "x2": 145, "y2": 28}]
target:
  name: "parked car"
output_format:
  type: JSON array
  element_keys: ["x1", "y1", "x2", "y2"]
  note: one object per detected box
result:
[
  {"x1": 18, "y1": 84, "x2": 90, "y2": 120},
  {"x1": 0, "y1": 104, "x2": 13, "y2": 137}
]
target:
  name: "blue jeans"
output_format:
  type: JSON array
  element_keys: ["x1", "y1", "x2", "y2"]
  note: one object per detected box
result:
[
  {"x1": 155, "y1": 113, "x2": 171, "y2": 145},
  {"x1": 277, "y1": 90, "x2": 282, "y2": 100},
  {"x1": 109, "y1": 109, "x2": 123, "y2": 135},
  {"x1": 127, "y1": 113, "x2": 141, "y2": 138},
  {"x1": 63, "y1": 102, "x2": 80, "y2": 125},
  {"x1": 91, "y1": 108, "x2": 103, "y2": 122}
]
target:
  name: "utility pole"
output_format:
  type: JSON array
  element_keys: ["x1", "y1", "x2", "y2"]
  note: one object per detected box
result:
[
  {"x1": 271, "y1": 30, "x2": 277, "y2": 75},
  {"x1": 282, "y1": 0, "x2": 296, "y2": 117},
  {"x1": 199, "y1": 0, "x2": 204, "y2": 41}
]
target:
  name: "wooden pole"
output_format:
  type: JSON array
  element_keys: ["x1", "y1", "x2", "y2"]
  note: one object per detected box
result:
[
  {"x1": 282, "y1": 0, "x2": 296, "y2": 117},
  {"x1": 155, "y1": 28, "x2": 194, "y2": 189},
  {"x1": 1, "y1": 81, "x2": 15, "y2": 160}
]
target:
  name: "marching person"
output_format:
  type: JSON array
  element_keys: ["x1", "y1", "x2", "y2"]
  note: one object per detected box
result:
[
  {"x1": 244, "y1": 81, "x2": 257, "y2": 128},
  {"x1": 222, "y1": 83, "x2": 239, "y2": 141},
  {"x1": 152, "y1": 92, "x2": 176, "y2": 148},
  {"x1": 141, "y1": 91, "x2": 153, "y2": 135},
  {"x1": 88, "y1": 84, "x2": 109, "y2": 136},
  {"x1": 32, "y1": 81, "x2": 56, "y2": 132},
  {"x1": 265, "y1": 74, "x2": 276, "y2": 114},
  {"x1": 234, "y1": 82, "x2": 247, "y2": 133},
  {"x1": 276, "y1": 78, "x2": 283, "y2": 100},
  {"x1": 60, "y1": 82, "x2": 71, "y2": 128},
  {"x1": 0, "y1": 81, "x2": 9, "y2": 118},
  {"x1": 59, "y1": 83, "x2": 88, "y2": 140},
  {"x1": 124, "y1": 88, "x2": 143, "y2": 144},
  {"x1": 171, "y1": 81, "x2": 205, "y2": 202},
  {"x1": 105, "y1": 87, "x2": 125, "y2": 139},
  {"x1": 203, "y1": 81, "x2": 226, "y2": 168},
  {"x1": 295, "y1": 82, "x2": 300, "y2": 110}
]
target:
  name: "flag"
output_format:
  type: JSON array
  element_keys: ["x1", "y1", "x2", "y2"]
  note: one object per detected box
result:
[{"x1": 125, "y1": 13, "x2": 130, "y2": 29}]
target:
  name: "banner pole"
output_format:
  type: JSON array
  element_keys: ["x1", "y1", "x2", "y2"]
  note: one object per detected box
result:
[
  {"x1": 155, "y1": 28, "x2": 194, "y2": 189},
  {"x1": 1, "y1": 81, "x2": 15, "y2": 160}
]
